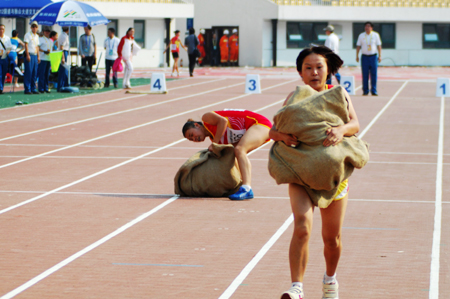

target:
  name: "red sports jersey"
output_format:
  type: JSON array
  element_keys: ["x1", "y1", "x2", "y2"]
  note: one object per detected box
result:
[
  {"x1": 170, "y1": 36, "x2": 180, "y2": 53},
  {"x1": 204, "y1": 109, "x2": 272, "y2": 145}
]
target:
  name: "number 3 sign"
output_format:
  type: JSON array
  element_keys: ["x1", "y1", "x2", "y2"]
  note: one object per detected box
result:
[
  {"x1": 245, "y1": 74, "x2": 261, "y2": 94},
  {"x1": 436, "y1": 78, "x2": 450, "y2": 97}
]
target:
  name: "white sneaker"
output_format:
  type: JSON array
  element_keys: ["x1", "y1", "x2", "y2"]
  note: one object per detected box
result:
[
  {"x1": 322, "y1": 280, "x2": 339, "y2": 299},
  {"x1": 281, "y1": 285, "x2": 304, "y2": 299},
  {"x1": 15, "y1": 83, "x2": 20, "y2": 88}
]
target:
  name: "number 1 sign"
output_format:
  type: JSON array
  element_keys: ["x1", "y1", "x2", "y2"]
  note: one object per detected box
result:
[
  {"x1": 245, "y1": 74, "x2": 261, "y2": 94},
  {"x1": 340, "y1": 76, "x2": 355, "y2": 95},
  {"x1": 436, "y1": 78, "x2": 450, "y2": 97}
]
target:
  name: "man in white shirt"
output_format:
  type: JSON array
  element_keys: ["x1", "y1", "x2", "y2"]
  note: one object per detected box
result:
[
  {"x1": 24, "y1": 21, "x2": 40, "y2": 94},
  {"x1": 57, "y1": 27, "x2": 70, "y2": 92},
  {"x1": 324, "y1": 25, "x2": 341, "y2": 85},
  {"x1": 104, "y1": 27, "x2": 120, "y2": 88},
  {"x1": 356, "y1": 21, "x2": 382, "y2": 96},
  {"x1": 38, "y1": 26, "x2": 52, "y2": 93},
  {"x1": 0, "y1": 24, "x2": 12, "y2": 94}
]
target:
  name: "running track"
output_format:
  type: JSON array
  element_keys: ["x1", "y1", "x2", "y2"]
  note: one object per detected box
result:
[{"x1": 0, "y1": 68, "x2": 448, "y2": 298}]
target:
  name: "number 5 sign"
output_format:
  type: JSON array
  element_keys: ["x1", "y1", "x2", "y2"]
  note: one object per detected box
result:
[
  {"x1": 150, "y1": 73, "x2": 167, "y2": 93},
  {"x1": 340, "y1": 76, "x2": 355, "y2": 95},
  {"x1": 245, "y1": 74, "x2": 261, "y2": 94},
  {"x1": 436, "y1": 78, "x2": 450, "y2": 97}
]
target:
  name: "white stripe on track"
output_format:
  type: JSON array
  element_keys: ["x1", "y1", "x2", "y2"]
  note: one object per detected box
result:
[
  {"x1": 0, "y1": 79, "x2": 297, "y2": 170},
  {"x1": 0, "y1": 195, "x2": 180, "y2": 299},
  {"x1": 0, "y1": 81, "x2": 243, "y2": 142},
  {"x1": 429, "y1": 96, "x2": 445, "y2": 299},
  {"x1": 0, "y1": 78, "x2": 225, "y2": 124},
  {"x1": 218, "y1": 80, "x2": 408, "y2": 299}
]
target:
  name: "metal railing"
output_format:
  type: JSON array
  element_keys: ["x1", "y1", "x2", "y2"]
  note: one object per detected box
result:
[{"x1": 270, "y1": 0, "x2": 449, "y2": 7}]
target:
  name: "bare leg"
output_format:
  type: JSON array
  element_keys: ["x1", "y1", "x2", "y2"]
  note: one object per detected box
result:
[
  {"x1": 173, "y1": 58, "x2": 179, "y2": 75},
  {"x1": 288, "y1": 183, "x2": 314, "y2": 282},
  {"x1": 320, "y1": 195, "x2": 348, "y2": 276},
  {"x1": 234, "y1": 125, "x2": 269, "y2": 186}
]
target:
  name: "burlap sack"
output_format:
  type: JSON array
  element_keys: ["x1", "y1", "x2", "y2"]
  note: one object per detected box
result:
[
  {"x1": 174, "y1": 143, "x2": 242, "y2": 197},
  {"x1": 268, "y1": 85, "x2": 369, "y2": 208}
]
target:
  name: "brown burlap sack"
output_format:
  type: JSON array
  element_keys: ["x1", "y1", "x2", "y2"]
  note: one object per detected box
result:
[
  {"x1": 268, "y1": 85, "x2": 369, "y2": 208},
  {"x1": 174, "y1": 143, "x2": 242, "y2": 197}
]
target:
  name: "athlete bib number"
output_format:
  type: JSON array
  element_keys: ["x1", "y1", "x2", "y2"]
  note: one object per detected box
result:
[
  {"x1": 171, "y1": 44, "x2": 177, "y2": 51},
  {"x1": 226, "y1": 128, "x2": 246, "y2": 144}
]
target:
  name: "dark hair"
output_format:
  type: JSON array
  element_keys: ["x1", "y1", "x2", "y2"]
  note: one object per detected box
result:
[
  {"x1": 126, "y1": 27, "x2": 134, "y2": 35},
  {"x1": 189, "y1": 28, "x2": 195, "y2": 35},
  {"x1": 174, "y1": 30, "x2": 180, "y2": 34},
  {"x1": 62, "y1": 27, "x2": 69, "y2": 32},
  {"x1": 182, "y1": 119, "x2": 203, "y2": 136},
  {"x1": 12, "y1": 30, "x2": 18, "y2": 37},
  {"x1": 296, "y1": 45, "x2": 343, "y2": 80},
  {"x1": 50, "y1": 31, "x2": 57, "y2": 39},
  {"x1": 108, "y1": 27, "x2": 115, "y2": 34},
  {"x1": 0, "y1": 24, "x2": 5, "y2": 28},
  {"x1": 85, "y1": 25, "x2": 92, "y2": 30},
  {"x1": 364, "y1": 21, "x2": 374, "y2": 28}
]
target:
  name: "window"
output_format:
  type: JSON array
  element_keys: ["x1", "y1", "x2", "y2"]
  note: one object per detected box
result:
[
  {"x1": 15, "y1": 18, "x2": 26, "y2": 39},
  {"x1": 286, "y1": 22, "x2": 328, "y2": 49},
  {"x1": 423, "y1": 24, "x2": 450, "y2": 49},
  {"x1": 353, "y1": 23, "x2": 396, "y2": 49},
  {"x1": 108, "y1": 19, "x2": 118, "y2": 36},
  {"x1": 69, "y1": 27, "x2": 77, "y2": 48},
  {"x1": 134, "y1": 20, "x2": 145, "y2": 48}
]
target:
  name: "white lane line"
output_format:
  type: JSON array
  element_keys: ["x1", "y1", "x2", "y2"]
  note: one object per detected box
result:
[
  {"x1": 429, "y1": 96, "x2": 445, "y2": 299},
  {"x1": 358, "y1": 80, "x2": 408, "y2": 138},
  {"x1": 0, "y1": 81, "x2": 244, "y2": 142},
  {"x1": 0, "y1": 195, "x2": 180, "y2": 299},
  {"x1": 218, "y1": 215, "x2": 294, "y2": 299},
  {"x1": 0, "y1": 79, "x2": 297, "y2": 170},
  {"x1": 0, "y1": 139, "x2": 185, "y2": 216},
  {"x1": 0, "y1": 79, "x2": 225, "y2": 124},
  {"x1": 218, "y1": 80, "x2": 409, "y2": 298}
]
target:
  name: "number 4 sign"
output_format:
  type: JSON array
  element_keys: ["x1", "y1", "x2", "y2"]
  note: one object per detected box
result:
[
  {"x1": 245, "y1": 74, "x2": 261, "y2": 94},
  {"x1": 340, "y1": 76, "x2": 355, "y2": 95},
  {"x1": 150, "y1": 73, "x2": 167, "y2": 93},
  {"x1": 436, "y1": 78, "x2": 450, "y2": 97}
]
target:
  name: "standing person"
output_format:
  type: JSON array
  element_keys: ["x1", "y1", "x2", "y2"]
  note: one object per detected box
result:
[
  {"x1": 229, "y1": 28, "x2": 239, "y2": 66},
  {"x1": 163, "y1": 30, "x2": 186, "y2": 77},
  {"x1": 9, "y1": 30, "x2": 25, "y2": 88},
  {"x1": 219, "y1": 29, "x2": 229, "y2": 66},
  {"x1": 104, "y1": 27, "x2": 120, "y2": 88},
  {"x1": 49, "y1": 31, "x2": 58, "y2": 50},
  {"x1": 197, "y1": 28, "x2": 206, "y2": 66},
  {"x1": 184, "y1": 28, "x2": 199, "y2": 77},
  {"x1": 38, "y1": 27, "x2": 52, "y2": 93},
  {"x1": 79, "y1": 25, "x2": 96, "y2": 72},
  {"x1": 117, "y1": 27, "x2": 141, "y2": 89},
  {"x1": 182, "y1": 110, "x2": 272, "y2": 200},
  {"x1": 270, "y1": 46, "x2": 359, "y2": 299},
  {"x1": 23, "y1": 21, "x2": 40, "y2": 95},
  {"x1": 324, "y1": 25, "x2": 341, "y2": 84},
  {"x1": 210, "y1": 33, "x2": 219, "y2": 66},
  {"x1": 57, "y1": 27, "x2": 70, "y2": 92},
  {"x1": 356, "y1": 21, "x2": 382, "y2": 96},
  {"x1": 0, "y1": 24, "x2": 12, "y2": 94}
]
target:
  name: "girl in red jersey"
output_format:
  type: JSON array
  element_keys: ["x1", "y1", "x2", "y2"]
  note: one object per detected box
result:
[
  {"x1": 118, "y1": 28, "x2": 141, "y2": 89},
  {"x1": 182, "y1": 109, "x2": 272, "y2": 200},
  {"x1": 271, "y1": 46, "x2": 359, "y2": 299},
  {"x1": 163, "y1": 30, "x2": 186, "y2": 77}
]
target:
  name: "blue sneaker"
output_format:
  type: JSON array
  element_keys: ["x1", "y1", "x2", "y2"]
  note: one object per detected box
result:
[{"x1": 229, "y1": 187, "x2": 254, "y2": 200}]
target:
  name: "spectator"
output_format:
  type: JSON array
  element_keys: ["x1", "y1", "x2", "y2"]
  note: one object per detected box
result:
[
  {"x1": 219, "y1": 29, "x2": 229, "y2": 66},
  {"x1": 356, "y1": 21, "x2": 382, "y2": 96},
  {"x1": 104, "y1": 27, "x2": 120, "y2": 88},
  {"x1": 57, "y1": 27, "x2": 70, "y2": 92},
  {"x1": 0, "y1": 24, "x2": 12, "y2": 94},
  {"x1": 38, "y1": 26, "x2": 52, "y2": 93},
  {"x1": 184, "y1": 28, "x2": 199, "y2": 77},
  {"x1": 118, "y1": 27, "x2": 141, "y2": 89},
  {"x1": 49, "y1": 31, "x2": 58, "y2": 51},
  {"x1": 229, "y1": 29, "x2": 239, "y2": 66},
  {"x1": 163, "y1": 30, "x2": 186, "y2": 77},
  {"x1": 324, "y1": 25, "x2": 341, "y2": 84},
  {"x1": 79, "y1": 25, "x2": 96, "y2": 72},
  {"x1": 9, "y1": 30, "x2": 25, "y2": 88},
  {"x1": 210, "y1": 33, "x2": 219, "y2": 66},
  {"x1": 23, "y1": 21, "x2": 40, "y2": 95}
]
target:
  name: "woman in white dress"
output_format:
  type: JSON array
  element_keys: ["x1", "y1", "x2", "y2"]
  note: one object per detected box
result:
[{"x1": 117, "y1": 27, "x2": 141, "y2": 89}]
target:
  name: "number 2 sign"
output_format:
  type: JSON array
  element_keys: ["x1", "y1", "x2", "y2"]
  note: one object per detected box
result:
[{"x1": 340, "y1": 76, "x2": 355, "y2": 95}]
